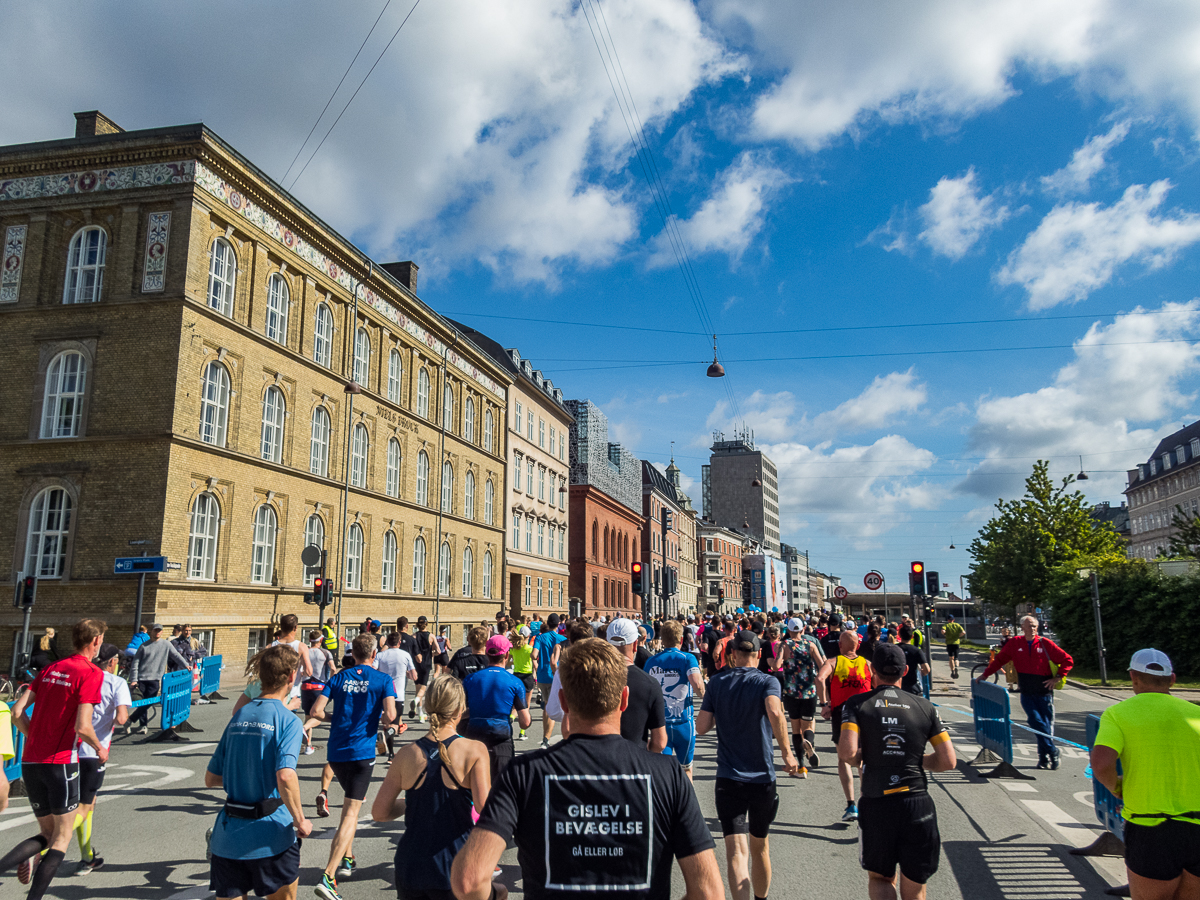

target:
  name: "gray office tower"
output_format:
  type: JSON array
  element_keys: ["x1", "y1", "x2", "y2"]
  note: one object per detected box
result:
[{"x1": 701, "y1": 430, "x2": 780, "y2": 554}]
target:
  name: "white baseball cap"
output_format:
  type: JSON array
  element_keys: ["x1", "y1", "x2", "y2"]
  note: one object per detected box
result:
[
  {"x1": 606, "y1": 618, "x2": 639, "y2": 647},
  {"x1": 518, "y1": 626, "x2": 531, "y2": 637},
  {"x1": 1129, "y1": 648, "x2": 1173, "y2": 676},
  {"x1": 786, "y1": 617, "x2": 804, "y2": 633}
]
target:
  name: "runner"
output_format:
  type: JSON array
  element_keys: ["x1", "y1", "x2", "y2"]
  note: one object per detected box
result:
[
  {"x1": 599, "y1": 618, "x2": 666, "y2": 752},
  {"x1": 544, "y1": 619, "x2": 598, "y2": 730},
  {"x1": 447, "y1": 626, "x2": 490, "y2": 683},
  {"x1": 818, "y1": 613, "x2": 844, "y2": 664},
  {"x1": 304, "y1": 634, "x2": 399, "y2": 900},
  {"x1": 450, "y1": 638, "x2": 723, "y2": 900},
  {"x1": 941, "y1": 616, "x2": 965, "y2": 679},
  {"x1": 531, "y1": 613, "x2": 564, "y2": 750},
  {"x1": 375, "y1": 632, "x2": 417, "y2": 761},
  {"x1": 412, "y1": 617, "x2": 435, "y2": 723},
  {"x1": 462, "y1": 635, "x2": 530, "y2": 783},
  {"x1": 395, "y1": 618, "x2": 422, "y2": 719},
  {"x1": 897, "y1": 625, "x2": 930, "y2": 696},
  {"x1": 713, "y1": 618, "x2": 736, "y2": 671},
  {"x1": 840, "y1": 644, "x2": 957, "y2": 900},
  {"x1": 301, "y1": 630, "x2": 338, "y2": 756},
  {"x1": 4, "y1": 619, "x2": 107, "y2": 899},
  {"x1": 0, "y1": 699, "x2": 12, "y2": 814},
  {"x1": 773, "y1": 617, "x2": 826, "y2": 778},
  {"x1": 696, "y1": 630, "x2": 799, "y2": 900},
  {"x1": 818, "y1": 630, "x2": 873, "y2": 821},
  {"x1": 73, "y1": 642, "x2": 131, "y2": 873},
  {"x1": 644, "y1": 620, "x2": 705, "y2": 781},
  {"x1": 508, "y1": 627, "x2": 535, "y2": 742}
]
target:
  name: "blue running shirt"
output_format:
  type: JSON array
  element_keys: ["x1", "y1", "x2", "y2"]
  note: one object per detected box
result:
[
  {"x1": 533, "y1": 631, "x2": 564, "y2": 684},
  {"x1": 644, "y1": 648, "x2": 700, "y2": 725},
  {"x1": 320, "y1": 664, "x2": 397, "y2": 762}
]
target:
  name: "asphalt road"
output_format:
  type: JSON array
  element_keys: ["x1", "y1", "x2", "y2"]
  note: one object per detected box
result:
[{"x1": 0, "y1": 647, "x2": 1137, "y2": 899}]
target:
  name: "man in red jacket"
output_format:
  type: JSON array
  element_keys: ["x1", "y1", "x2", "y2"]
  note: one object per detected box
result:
[{"x1": 978, "y1": 615, "x2": 1073, "y2": 769}]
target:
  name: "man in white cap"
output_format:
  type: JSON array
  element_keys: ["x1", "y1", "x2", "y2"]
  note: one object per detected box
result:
[
  {"x1": 1091, "y1": 649, "x2": 1200, "y2": 900},
  {"x1": 605, "y1": 617, "x2": 667, "y2": 753}
]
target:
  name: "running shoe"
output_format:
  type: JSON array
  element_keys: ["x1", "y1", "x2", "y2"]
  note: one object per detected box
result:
[
  {"x1": 336, "y1": 855, "x2": 356, "y2": 878},
  {"x1": 516, "y1": 731, "x2": 527, "y2": 741},
  {"x1": 841, "y1": 803, "x2": 858, "y2": 822},
  {"x1": 419, "y1": 711, "x2": 427, "y2": 723},
  {"x1": 139, "y1": 725, "x2": 149, "y2": 735},
  {"x1": 1036, "y1": 759, "x2": 1050, "y2": 769},
  {"x1": 316, "y1": 790, "x2": 330, "y2": 818},
  {"x1": 795, "y1": 766, "x2": 808, "y2": 779},
  {"x1": 76, "y1": 853, "x2": 104, "y2": 874},
  {"x1": 303, "y1": 745, "x2": 316, "y2": 756},
  {"x1": 1050, "y1": 755, "x2": 1060, "y2": 771},
  {"x1": 316, "y1": 872, "x2": 344, "y2": 900},
  {"x1": 540, "y1": 739, "x2": 550, "y2": 750},
  {"x1": 951, "y1": 670, "x2": 959, "y2": 679},
  {"x1": 17, "y1": 855, "x2": 36, "y2": 885},
  {"x1": 494, "y1": 865, "x2": 503, "y2": 878},
  {"x1": 803, "y1": 738, "x2": 819, "y2": 768}
]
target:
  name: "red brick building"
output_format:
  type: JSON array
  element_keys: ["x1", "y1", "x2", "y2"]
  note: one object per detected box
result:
[{"x1": 568, "y1": 484, "x2": 643, "y2": 616}]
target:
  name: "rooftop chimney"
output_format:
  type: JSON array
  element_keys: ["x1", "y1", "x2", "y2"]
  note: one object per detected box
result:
[
  {"x1": 380, "y1": 261, "x2": 418, "y2": 293},
  {"x1": 74, "y1": 111, "x2": 124, "y2": 139}
]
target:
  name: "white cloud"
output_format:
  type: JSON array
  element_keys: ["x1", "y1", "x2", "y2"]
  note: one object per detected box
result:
[
  {"x1": 1041, "y1": 120, "x2": 1132, "y2": 195},
  {"x1": 917, "y1": 168, "x2": 1011, "y2": 259},
  {"x1": 706, "y1": 390, "x2": 796, "y2": 442},
  {"x1": 997, "y1": 181, "x2": 1200, "y2": 308},
  {"x1": 810, "y1": 370, "x2": 928, "y2": 436}
]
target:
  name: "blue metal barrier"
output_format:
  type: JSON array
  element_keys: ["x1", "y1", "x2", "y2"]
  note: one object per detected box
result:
[
  {"x1": 1085, "y1": 714, "x2": 1125, "y2": 841},
  {"x1": 970, "y1": 678, "x2": 1033, "y2": 779},
  {"x1": 160, "y1": 670, "x2": 193, "y2": 730},
  {"x1": 198, "y1": 655, "x2": 222, "y2": 696},
  {"x1": 921, "y1": 671, "x2": 932, "y2": 700}
]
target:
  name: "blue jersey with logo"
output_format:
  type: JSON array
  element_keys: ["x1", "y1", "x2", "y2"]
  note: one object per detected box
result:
[
  {"x1": 644, "y1": 648, "x2": 700, "y2": 725},
  {"x1": 320, "y1": 664, "x2": 396, "y2": 762},
  {"x1": 463, "y1": 665, "x2": 527, "y2": 733},
  {"x1": 533, "y1": 630, "x2": 564, "y2": 684}
]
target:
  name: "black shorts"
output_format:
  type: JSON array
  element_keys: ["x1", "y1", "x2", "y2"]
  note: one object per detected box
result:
[
  {"x1": 211, "y1": 842, "x2": 300, "y2": 898},
  {"x1": 300, "y1": 679, "x2": 325, "y2": 716},
  {"x1": 858, "y1": 793, "x2": 941, "y2": 884},
  {"x1": 24, "y1": 762, "x2": 80, "y2": 817},
  {"x1": 516, "y1": 673, "x2": 535, "y2": 692},
  {"x1": 329, "y1": 759, "x2": 374, "y2": 801},
  {"x1": 784, "y1": 696, "x2": 817, "y2": 721},
  {"x1": 714, "y1": 777, "x2": 779, "y2": 838},
  {"x1": 435, "y1": 652, "x2": 450, "y2": 668},
  {"x1": 831, "y1": 703, "x2": 846, "y2": 744},
  {"x1": 1124, "y1": 819, "x2": 1200, "y2": 880},
  {"x1": 78, "y1": 758, "x2": 106, "y2": 805},
  {"x1": 946, "y1": 645, "x2": 960, "y2": 659},
  {"x1": 415, "y1": 663, "x2": 432, "y2": 686}
]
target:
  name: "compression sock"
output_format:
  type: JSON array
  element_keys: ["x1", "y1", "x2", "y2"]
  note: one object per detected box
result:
[
  {"x1": 26, "y1": 848, "x2": 64, "y2": 900},
  {"x1": 803, "y1": 729, "x2": 816, "y2": 755},
  {"x1": 0, "y1": 836, "x2": 47, "y2": 872},
  {"x1": 384, "y1": 727, "x2": 396, "y2": 757},
  {"x1": 75, "y1": 812, "x2": 94, "y2": 861},
  {"x1": 792, "y1": 735, "x2": 805, "y2": 762}
]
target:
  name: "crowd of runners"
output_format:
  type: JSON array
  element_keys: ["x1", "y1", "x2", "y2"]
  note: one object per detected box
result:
[{"x1": 0, "y1": 608, "x2": 1194, "y2": 900}]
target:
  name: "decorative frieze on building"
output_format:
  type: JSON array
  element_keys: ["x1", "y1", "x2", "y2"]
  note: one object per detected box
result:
[
  {"x1": 565, "y1": 399, "x2": 640, "y2": 514},
  {"x1": 1, "y1": 224, "x2": 26, "y2": 302},
  {"x1": 0, "y1": 161, "x2": 195, "y2": 202},
  {"x1": 142, "y1": 212, "x2": 170, "y2": 292}
]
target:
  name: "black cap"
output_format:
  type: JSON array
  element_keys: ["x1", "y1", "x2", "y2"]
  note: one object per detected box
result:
[
  {"x1": 733, "y1": 630, "x2": 761, "y2": 653},
  {"x1": 873, "y1": 643, "x2": 907, "y2": 678},
  {"x1": 828, "y1": 613, "x2": 842, "y2": 627},
  {"x1": 546, "y1": 613, "x2": 560, "y2": 629},
  {"x1": 95, "y1": 643, "x2": 121, "y2": 666}
]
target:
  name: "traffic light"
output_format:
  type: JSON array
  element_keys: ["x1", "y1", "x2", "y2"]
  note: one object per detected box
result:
[
  {"x1": 924, "y1": 605, "x2": 934, "y2": 627},
  {"x1": 909, "y1": 561, "x2": 925, "y2": 597},
  {"x1": 718, "y1": 587, "x2": 725, "y2": 600},
  {"x1": 925, "y1": 570, "x2": 940, "y2": 598},
  {"x1": 20, "y1": 575, "x2": 36, "y2": 607},
  {"x1": 631, "y1": 561, "x2": 644, "y2": 595},
  {"x1": 313, "y1": 576, "x2": 331, "y2": 606}
]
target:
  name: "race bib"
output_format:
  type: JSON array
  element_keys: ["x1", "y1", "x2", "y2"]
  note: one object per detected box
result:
[{"x1": 544, "y1": 774, "x2": 653, "y2": 891}]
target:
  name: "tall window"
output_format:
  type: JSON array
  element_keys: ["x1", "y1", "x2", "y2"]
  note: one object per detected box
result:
[
  {"x1": 382, "y1": 532, "x2": 397, "y2": 592},
  {"x1": 484, "y1": 409, "x2": 494, "y2": 453},
  {"x1": 388, "y1": 349, "x2": 402, "y2": 403},
  {"x1": 310, "y1": 407, "x2": 330, "y2": 476},
  {"x1": 386, "y1": 438, "x2": 402, "y2": 498},
  {"x1": 353, "y1": 328, "x2": 370, "y2": 387},
  {"x1": 515, "y1": 401, "x2": 523, "y2": 429},
  {"x1": 547, "y1": 525, "x2": 554, "y2": 560},
  {"x1": 526, "y1": 460, "x2": 533, "y2": 493},
  {"x1": 512, "y1": 512, "x2": 521, "y2": 548},
  {"x1": 538, "y1": 468, "x2": 545, "y2": 501},
  {"x1": 465, "y1": 398, "x2": 476, "y2": 443},
  {"x1": 346, "y1": 523, "x2": 363, "y2": 589},
  {"x1": 416, "y1": 450, "x2": 430, "y2": 505},
  {"x1": 417, "y1": 368, "x2": 430, "y2": 417},
  {"x1": 484, "y1": 480, "x2": 494, "y2": 525},
  {"x1": 251, "y1": 505, "x2": 277, "y2": 584},
  {"x1": 199, "y1": 363, "x2": 230, "y2": 447},
  {"x1": 441, "y1": 461, "x2": 454, "y2": 513},
  {"x1": 482, "y1": 551, "x2": 493, "y2": 599},
  {"x1": 538, "y1": 520, "x2": 545, "y2": 556},
  {"x1": 350, "y1": 423, "x2": 368, "y2": 487},
  {"x1": 313, "y1": 303, "x2": 333, "y2": 366},
  {"x1": 25, "y1": 487, "x2": 72, "y2": 577},
  {"x1": 465, "y1": 470, "x2": 476, "y2": 519},
  {"x1": 63, "y1": 226, "x2": 106, "y2": 304},
  {"x1": 260, "y1": 387, "x2": 285, "y2": 463},
  {"x1": 438, "y1": 542, "x2": 452, "y2": 596},
  {"x1": 539, "y1": 419, "x2": 545, "y2": 448},
  {"x1": 188, "y1": 492, "x2": 219, "y2": 580},
  {"x1": 207, "y1": 238, "x2": 236, "y2": 315},
  {"x1": 412, "y1": 536, "x2": 426, "y2": 594},
  {"x1": 41, "y1": 351, "x2": 87, "y2": 438},
  {"x1": 303, "y1": 515, "x2": 324, "y2": 585},
  {"x1": 525, "y1": 516, "x2": 533, "y2": 552},
  {"x1": 462, "y1": 546, "x2": 473, "y2": 597},
  {"x1": 265, "y1": 274, "x2": 289, "y2": 343},
  {"x1": 514, "y1": 453, "x2": 523, "y2": 492},
  {"x1": 443, "y1": 384, "x2": 454, "y2": 431},
  {"x1": 550, "y1": 426, "x2": 556, "y2": 455}
]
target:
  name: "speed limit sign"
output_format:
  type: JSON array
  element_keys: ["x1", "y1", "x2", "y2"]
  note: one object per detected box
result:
[
  {"x1": 863, "y1": 572, "x2": 883, "y2": 591},
  {"x1": 833, "y1": 585, "x2": 849, "y2": 600}
]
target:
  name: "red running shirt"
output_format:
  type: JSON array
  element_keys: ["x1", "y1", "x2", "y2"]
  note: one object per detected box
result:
[{"x1": 24, "y1": 654, "x2": 103, "y2": 764}]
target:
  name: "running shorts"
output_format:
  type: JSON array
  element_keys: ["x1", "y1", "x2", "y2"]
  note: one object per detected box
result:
[
  {"x1": 300, "y1": 678, "x2": 325, "y2": 716},
  {"x1": 79, "y1": 758, "x2": 106, "y2": 805},
  {"x1": 1124, "y1": 819, "x2": 1200, "y2": 881},
  {"x1": 784, "y1": 696, "x2": 817, "y2": 721},
  {"x1": 516, "y1": 673, "x2": 535, "y2": 693},
  {"x1": 415, "y1": 663, "x2": 432, "y2": 686},
  {"x1": 714, "y1": 777, "x2": 779, "y2": 838},
  {"x1": 24, "y1": 762, "x2": 80, "y2": 817},
  {"x1": 211, "y1": 841, "x2": 300, "y2": 898},
  {"x1": 831, "y1": 703, "x2": 847, "y2": 744},
  {"x1": 946, "y1": 645, "x2": 960, "y2": 659},
  {"x1": 858, "y1": 793, "x2": 941, "y2": 884},
  {"x1": 663, "y1": 719, "x2": 696, "y2": 766},
  {"x1": 329, "y1": 759, "x2": 374, "y2": 801},
  {"x1": 537, "y1": 682, "x2": 554, "y2": 709}
]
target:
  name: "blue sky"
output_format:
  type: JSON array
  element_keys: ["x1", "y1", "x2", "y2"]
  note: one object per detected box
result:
[{"x1": 6, "y1": 0, "x2": 1200, "y2": 593}]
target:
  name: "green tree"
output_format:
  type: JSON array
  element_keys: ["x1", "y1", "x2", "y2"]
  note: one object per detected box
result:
[
  {"x1": 968, "y1": 461, "x2": 1125, "y2": 615},
  {"x1": 1168, "y1": 505, "x2": 1200, "y2": 558}
]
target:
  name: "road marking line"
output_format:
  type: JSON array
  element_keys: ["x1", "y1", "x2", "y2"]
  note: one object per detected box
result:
[
  {"x1": 1019, "y1": 800, "x2": 1100, "y2": 849},
  {"x1": 0, "y1": 814, "x2": 38, "y2": 833},
  {"x1": 153, "y1": 742, "x2": 217, "y2": 755},
  {"x1": 1072, "y1": 790, "x2": 1094, "y2": 808},
  {"x1": 1002, "y1": 783, "x2": 1038, "y2": 792}
]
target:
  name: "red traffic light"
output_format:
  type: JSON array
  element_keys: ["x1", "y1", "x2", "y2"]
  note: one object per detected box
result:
[
  {"x1": 910, "y1": 561, "x2": 924, "y2": 574},
  {"x1": 313, "y1": 576, "x2": 324, "y2": 590},
  {"x1": 631, "y1": 562, "x2": 642, "y2": 573}
]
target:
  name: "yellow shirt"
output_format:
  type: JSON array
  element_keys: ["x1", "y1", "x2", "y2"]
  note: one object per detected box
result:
[
  {"x1": 0, "y1": 702, "x2": 14, "y2": 762},
  {"x1": 1094, "y1": 691, "x2": 1200, "y2": 825}
]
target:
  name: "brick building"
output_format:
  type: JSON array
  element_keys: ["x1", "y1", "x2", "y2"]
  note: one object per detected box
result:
[
  {"x1": 641, "y1": 460, "x2": 683, "y2": 618},
  {"x1": 697, "y1": 519, "x2": 745, "y2": 614},
  {"x1": 1125, "y1": 420, "x2": 1200, "y2": 559},
  {"x1": 665, "y1": 458, "x2": 700, "y2": 616},
  {"x1": 0, "y1": 111, "x2": 510, "y2": 666}
]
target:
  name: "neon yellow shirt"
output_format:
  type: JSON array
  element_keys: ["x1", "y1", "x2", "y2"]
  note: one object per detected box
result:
[
  {"x1": 942, "y1": 623, "x2": 964, "y2": 646},
  {"x1": 1094, "y1": 691, "x2": 1200, "y2": 825},
  {"x1": 0, "y1": 702, "x2": 12, "y2": 762},
  {"x1": 510, "y1": 644, "x2": 534, "y2": 675}
]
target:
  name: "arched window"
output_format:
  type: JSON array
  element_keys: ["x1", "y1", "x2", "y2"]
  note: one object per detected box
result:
[
  {"x1": 438, "y1": 541, "x2": 452, "y2": 596},
  {"x1": 187, "y1": 492, "x2": 219, "y2": 581},
  {"x1": 310, "y1": 407, "x2": 330, "y2": 476},
  {"x1": 199, "y1": 363, "x2": 230, "y2": 447},
  {"x1": 386, "y1": 438, "x2": 402, "y2": 498},
  {"x1": 592, "y1": 521, "x2": 599, "y2": 560},
  {"x1": 482, "y1": 551, "x2": 493, "y2": 599},
  {"x1": 465, "y1": 470, "x2": 476, "y2": 519},
  {"x1": 63, "y1": 226, "x2": 106, "y2": 304},
  {"x1": 265, "y1": 273, "x2": 289, "y2": 343},
  {"x1": 412, "y1": 536, "x2": 426, "y2": 594},
  {"x1": 443, "y1": 384, "x2": 454, "y2": 431},
  {"x1": 25, "y1": 487, "x2": 72, "y2": 578},
  {"x1": 462, "y1": 546, "x2": 473, "y2": 597},
  {"x1": 484, "y1": 480, "x2": 495, "y2": 525},
  {"x1": 207, "y1": 238, "x2": 236, "y2": 315},
  {"x1": 465, "y1": 397, "x2": 476, "y2": 443},
  {"x1": 350, "y1": 423, "x2": 368, "y2": 487},
  {"x1": 313, "y1": 303, "x2": 333, "y2": 366},
  {"x1": 354, "y1": 327, "x2": 370, "y2": 387},
  {"x1": 417, "y1": 368, "x2": 430, "y2": 417},
  {"x1": 303, "y1": 515, "x2": 324, "y2": 585},
  {"x1": 388, "y1": 349, "x2": 403, "y2": 403},
  {"x1": 260, "y1": 386, "x2": 285, "y2": 463},
  {"x1": 441, "y1": 461, "x2": 454, "y2": 513},
  {"x1": 416, "y1": 450, "x2": 429, "y2": 505},
  {"x1": 603, "y1": 525, "x2": 610, "y2": 563},
  {"x1": 41, "y1": 351, "x2": 87, "y2": 438},
  {"x1": 484, "y1": 409, "x2": 494, "y2": 453},
  {"x1": 346, "y1": 523, "x2": 363, "y2": 589},
  {"x1": 382, "y1": 531, "x2": 397, "y2": 593},
  {"x1": 250, "y1": 504, "x2": 277, "y2": 584}
]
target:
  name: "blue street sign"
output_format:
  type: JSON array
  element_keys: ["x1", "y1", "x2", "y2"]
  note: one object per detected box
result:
[{"x1": 114, "y1": 556, "x2": 168, "y2": 574}]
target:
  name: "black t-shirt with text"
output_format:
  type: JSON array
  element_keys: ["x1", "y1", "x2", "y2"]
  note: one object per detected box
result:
[
  {"x1": 476, "y1": 733, "x2": 714, "y2": 900},
  {"x1": 841, "y1": 685, "x2": 948, "y2": 798},
  {"x1": 621, "y1": 665, "x2": 666, "y2": 746},
  {"x1": 899, "y1": 643, "x2": 926, "y2": 695},
  {"x1": 447, "y1": 647, "x2": 489, "y2": 682}
]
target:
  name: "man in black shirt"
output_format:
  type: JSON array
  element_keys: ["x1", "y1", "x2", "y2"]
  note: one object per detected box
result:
[
  {"x1": 447, "y1": 626, "x2": 490, "y2": 682},
  {"x1": 411, "y1": 615, "x2": 435, "y2": 720},
  {"x1": 839, "y1": 644, "x2": 957, "y2": 899},
  {"x1": 601, "y1": 618, "x2": 666, "y2": 752},
  {"x1": 898, "y1": 625, "x2": 930, "y2": 696},
  {"x1": 819, "y1": 614, "x2": 844, "y2": 663},
  {"x1": 452, "y1": 638, "x2": 723, "y2": 900}
]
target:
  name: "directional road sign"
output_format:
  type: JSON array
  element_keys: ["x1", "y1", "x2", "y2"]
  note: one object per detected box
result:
[
  {"x1": 833, "y1": 585, "x2": 849, "y2": 599},
  {"x1": 863, "y1": 572, "x2": 884, "y2": 591},
  {"x1": 114, "y1": 556, "x2": 169, "y2": 574}
]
